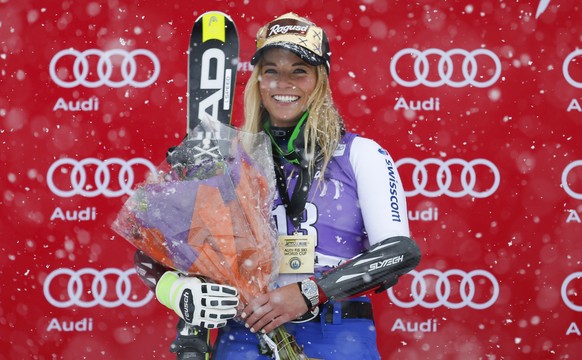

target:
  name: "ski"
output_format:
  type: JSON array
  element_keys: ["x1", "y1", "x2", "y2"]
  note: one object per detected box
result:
[
  {"x1": 169, "y1": 11, "x2": 240, "y2": 360},
  {"x1": 187, "y1": 11, "x2": 239, "y2": 132},
  {"x1": 168, "y1": 11, "x2": 239, "y2": 171}
]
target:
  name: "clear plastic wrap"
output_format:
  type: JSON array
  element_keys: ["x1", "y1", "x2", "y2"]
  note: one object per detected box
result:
[{"x1": 112, "y1": 118, "x2": 279, "y2": 303}]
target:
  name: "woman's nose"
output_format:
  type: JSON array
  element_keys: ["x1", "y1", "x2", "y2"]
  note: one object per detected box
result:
[{"x1": 275, "y1": 73, "x2": 294, "y2": 88}]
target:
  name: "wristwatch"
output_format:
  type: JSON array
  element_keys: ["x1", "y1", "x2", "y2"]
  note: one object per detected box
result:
[{"x1": 299, "y1": 278, "x2": 319, "y2": 309}]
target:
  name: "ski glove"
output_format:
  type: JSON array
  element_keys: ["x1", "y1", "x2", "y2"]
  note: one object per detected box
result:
[{"x1": 156, "y1": 271, "x2": 239, "y2": 329}]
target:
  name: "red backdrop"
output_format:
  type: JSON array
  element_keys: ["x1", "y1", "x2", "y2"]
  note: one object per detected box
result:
[{"x1": 1, "y1": 0, "x2": 581, "y2": 359}]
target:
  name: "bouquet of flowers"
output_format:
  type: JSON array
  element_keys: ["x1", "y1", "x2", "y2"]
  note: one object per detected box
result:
[{"x1": 112, "y1": 118, "x2": 310, "y2": 360}]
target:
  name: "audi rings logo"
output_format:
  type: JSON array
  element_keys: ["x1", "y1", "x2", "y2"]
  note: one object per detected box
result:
[
  {"x1": 390, "y1": 48, "x2": 502, "y2": 88},
  {"x1": 47, "y1": 157, "x2": 157, "y2": 198},
  {"x1": 388, "y1": 269, "x2": 500, "y2": 309},
  {"x1": 49, "y1": 48, "x2": 160, "y2": 88},
  {"x1": 562, "y1": 161, "x2": 582, "y2": 200},
  {"x1": 43, "y1": 268, "x2": 154, "y2": 308},
  {"x1": 563, "y1": 50, "x2": 582, "y2": 88},
  {"x1": 395, "y1": 158, "x2": 500, "y2": 198},
  {"x1": 561, "y1": 272, "x2": 582, "y2": 312}
]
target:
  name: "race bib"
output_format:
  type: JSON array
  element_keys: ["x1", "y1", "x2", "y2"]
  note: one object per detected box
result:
[{"x1": 278, "y1": 234, "x2": 315, "y2": 274}]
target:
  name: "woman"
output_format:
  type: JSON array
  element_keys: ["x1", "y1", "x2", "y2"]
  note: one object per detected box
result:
[{"x1": 142, "y1": 12, "x2": 421, "y2": 360}]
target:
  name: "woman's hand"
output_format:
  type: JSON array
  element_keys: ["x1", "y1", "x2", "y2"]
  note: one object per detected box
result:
[{"x1": 241, "y1": 283, "x2": 309, "y2": 334}]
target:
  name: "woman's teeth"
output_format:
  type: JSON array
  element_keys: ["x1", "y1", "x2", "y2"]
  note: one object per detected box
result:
[{"x1": 273, "y1": 95, "x2": 299, "y2": 103}]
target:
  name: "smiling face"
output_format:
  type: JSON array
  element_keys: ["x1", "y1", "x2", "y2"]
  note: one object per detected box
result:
[{"x1": 258, "y1": 48, "x2": 318, "y2": 127}]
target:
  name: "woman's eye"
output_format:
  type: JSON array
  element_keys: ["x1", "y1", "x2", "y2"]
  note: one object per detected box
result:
[{"x1": 294, "y1": 67, "x2": 312, "y2": 75}]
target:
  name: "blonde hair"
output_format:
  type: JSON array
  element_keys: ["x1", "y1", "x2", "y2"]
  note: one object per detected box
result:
[{"x1": 242, "y1": 63, "x2": 344, "y2": 176}]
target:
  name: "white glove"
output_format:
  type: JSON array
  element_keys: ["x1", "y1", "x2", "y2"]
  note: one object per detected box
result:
[{"x1": 155, "y1": 271, "x2": 239, "y2": 328}]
